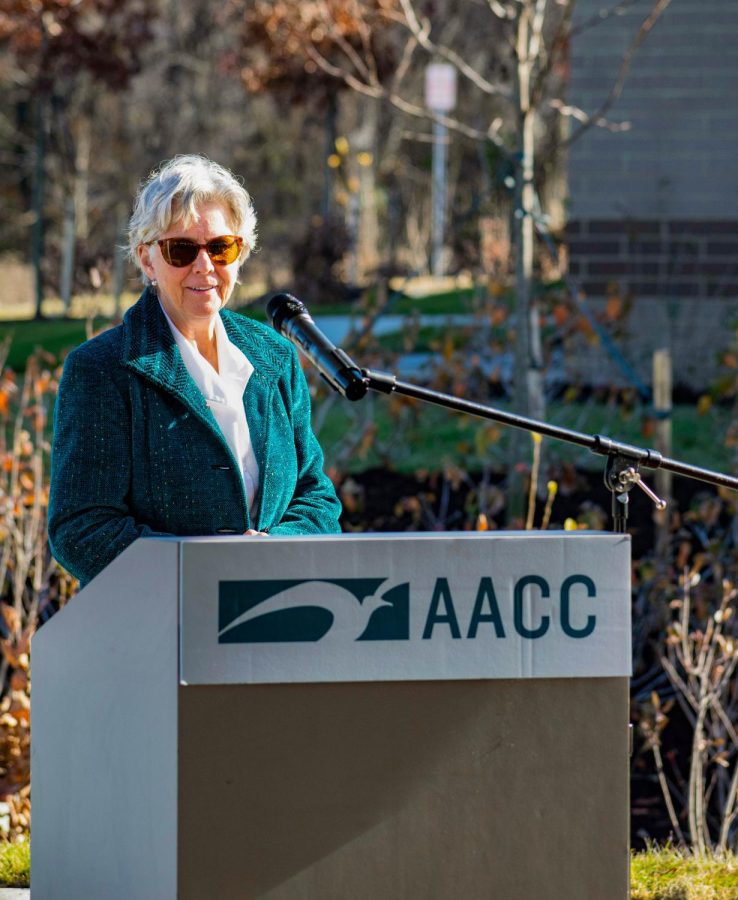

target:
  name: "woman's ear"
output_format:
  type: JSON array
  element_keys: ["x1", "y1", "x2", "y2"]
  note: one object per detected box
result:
[{"x1": 137, "y1": 243, "x2": 155, "y2": 280}]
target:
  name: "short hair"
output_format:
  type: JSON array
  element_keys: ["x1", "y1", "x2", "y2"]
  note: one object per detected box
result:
[{"x1": 128, "y1": 155, "x2": 258, "y2": 282}]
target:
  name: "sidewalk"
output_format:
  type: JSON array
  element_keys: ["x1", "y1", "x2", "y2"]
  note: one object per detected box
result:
[{"x1": 0, "y1": 889, "x2": 29, "y2": 898}]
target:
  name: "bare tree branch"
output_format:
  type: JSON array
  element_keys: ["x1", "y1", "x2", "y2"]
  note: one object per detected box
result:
[
  {"x1": 486, "y1": 0, "x2": 517, "y2": 19},
  {"x1": 316, "y1": 1, "x2": 376, "y2": 85},
  {"x1": 530, "y1": 0, "x2": 573, "y2": 106},
  {"x1": 564, "y1": 0, "x2": 673, "y2": 146},
  {"x1": 386, "y1": 92, "x2": 506, "y2": 148},
  {"x1": 662, "y1": 654, "x2": 700, "y2": 717},
  {"x1": 568, "y1": 0, "x2": 640, "y2": 38},
  {"x1": 304, "y1": 32, "x2": 509, "y2": 150},
  {"x1": 399, "y1": 0, "x2": 512, "y2": 99},
  {"x1": 304, "y1": 42, "x2": 383, "y2": 96},
  {"x1": 549, "y1": 97, "x2": 631, "y2": 132},
  {"x1": 527, "y1": 0, "x2": 548, "y2": 63},
  {"x1": 714, "y1": 696, "x2": 738, "y2": 750},
  {"x1": 390, "y1": 31, "x2": 419, "y2": 96},
  {"x1": 396, "y1": 0, "x2": 431, "y2": 43},
  {"x1": 356, "y1": 4, "x2": 380, "y2": 85},
  {"x1": 398, "y1": 129, "x2": 446, "y2": 143}
]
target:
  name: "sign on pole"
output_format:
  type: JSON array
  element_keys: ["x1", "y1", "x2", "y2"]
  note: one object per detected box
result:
[
  {"x1": 425, "y1": 63, "x2": 457, "y2": 111},
  {"x1": 425, "y1": 64, "x2": 457, "y2": 277}
]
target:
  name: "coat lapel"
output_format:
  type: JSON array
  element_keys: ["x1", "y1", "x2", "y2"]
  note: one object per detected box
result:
[{"x1": 121, "y1": 287, "x2": 222, "y2": 436}]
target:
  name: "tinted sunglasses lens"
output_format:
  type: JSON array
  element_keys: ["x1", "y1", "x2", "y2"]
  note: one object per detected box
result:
[
  {"x1": 160, "y1": 240, "x2": 198, "y2": 267},
  {"x1": 158, "y1": 237, "x2": 242, "y2": 267},
  {"x1": 207, "y1": 237, "x2": 242, "y2": 264}
]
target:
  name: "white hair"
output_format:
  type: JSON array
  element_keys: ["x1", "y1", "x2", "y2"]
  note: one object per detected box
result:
[{"x1": 128, "y1": 155, "x2": 258, "y2": 283}]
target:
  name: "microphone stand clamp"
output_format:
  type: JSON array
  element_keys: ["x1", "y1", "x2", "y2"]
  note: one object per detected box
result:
[{"x1": 604, "y1": 453, "x2": 667, "y2": 534}]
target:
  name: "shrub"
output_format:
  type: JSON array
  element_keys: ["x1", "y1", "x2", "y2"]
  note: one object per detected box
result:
[{"x1": 0, "y1": 340, "x2": 75, "y2": 839}]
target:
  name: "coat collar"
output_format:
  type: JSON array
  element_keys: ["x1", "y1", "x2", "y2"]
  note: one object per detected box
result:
[
  {"x1": 123, "y1": 286, "x2": 283, "y2": 378},
  {"x1": 121, "y1": 287, "x2": 284, "y2": 425}
]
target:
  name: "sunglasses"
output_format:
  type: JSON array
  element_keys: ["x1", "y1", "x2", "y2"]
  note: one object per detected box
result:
[{"x1": 154, "y1": 235, "x2": 243, "y2": 267}]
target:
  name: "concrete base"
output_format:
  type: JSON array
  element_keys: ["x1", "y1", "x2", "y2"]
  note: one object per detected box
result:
[{"x1": 178, "y1": 677, "x2": 629, "y2": 900}]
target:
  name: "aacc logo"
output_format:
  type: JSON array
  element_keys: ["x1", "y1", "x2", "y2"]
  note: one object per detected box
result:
[{"x1": 218, "y1": 578, "x2": 409, "y2": 643}]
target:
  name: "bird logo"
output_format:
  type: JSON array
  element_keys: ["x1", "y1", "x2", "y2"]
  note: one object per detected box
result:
[{"x1": 218, "y1": 578, "x2": 409, "y2": 643}]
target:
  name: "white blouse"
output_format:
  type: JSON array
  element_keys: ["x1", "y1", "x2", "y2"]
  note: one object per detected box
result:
[{"x1": 159, "y1": 303, "x2": 260, "y2": 518}]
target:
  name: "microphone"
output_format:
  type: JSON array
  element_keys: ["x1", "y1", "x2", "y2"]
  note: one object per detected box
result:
[{"x1": 266, "y1": 293, "x2": 368, "y2": 401}]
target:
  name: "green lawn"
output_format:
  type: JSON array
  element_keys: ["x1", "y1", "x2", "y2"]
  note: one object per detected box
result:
[
  {"x1": 0, "y1": 319, "x2": 108, "y2": 372},
  {"x1": 631, "y1": 847, "x2": 738, "y2": 899},
  {"x1": 315, "y1": 390, "x2": 735, "y2": 476},
  {"x1": 390, "y1": 285, "x2": 477, "y2": 315},
  {"x1": 0, "y1": 840, "x2": 29, "y2": 888},
  {"x1": 0, "y1": 284, "x2": 478, "y2": 371},
  {"x1": 3, "y1": 842, "x2": 738, "y2": 895}
]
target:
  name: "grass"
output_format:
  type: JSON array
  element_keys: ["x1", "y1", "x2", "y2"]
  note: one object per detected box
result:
[
  {"x1": 631, "y1": 847, "x2": 738, "y2": 899},
  {"x1": 0, "y1": 283, "x2": 478, "y2": 371},
  {"x1": 0, "y1": 319, "x2": 109, "y2": 371},
  {"x1": 390, "y1": 285, "x2": 476, "y2": 315},
  {"x1": 315, "y1": 391, "x2": 735, "y2": 476},
  {"x1": 1, "y1": 841, "x2": 737, "y2": 893},
  {"x1": 372, "y1": 323, "x2": 463, "y2": 354},
  {"x1": 234, "y1": 289, "x2": 477, "y2": 324},
  {"x1": 0, "y1": 840, "x2": 29, "y2": 888}
]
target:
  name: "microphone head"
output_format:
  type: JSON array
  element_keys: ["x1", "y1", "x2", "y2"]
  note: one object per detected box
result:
[{"x1": 266, "y1": 292, "x2": 307, "y2": 334}]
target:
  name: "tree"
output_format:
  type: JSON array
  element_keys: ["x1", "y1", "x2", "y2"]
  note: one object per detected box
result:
[
  {"x1": 0, "y1": 0, "x2": 156, "y2": 317},
  {"x1": 224, "y1": 0, "x2": 406, "y2": 284},
  {"x1": 229, "y1": 0, "x2": 672, "y2": 515}
]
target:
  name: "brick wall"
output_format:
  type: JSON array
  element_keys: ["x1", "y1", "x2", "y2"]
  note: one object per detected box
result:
[
  {"x1": 567, "y1": 219, "x2": 738, "y2": 299},
  {"x1": 564, "y1": 0, "x2": 738, "y2": 389}
]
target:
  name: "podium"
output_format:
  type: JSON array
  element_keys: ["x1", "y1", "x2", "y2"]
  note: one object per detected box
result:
[{"x1": 32, "y1": 532, "x2": 631, "y2": 899}]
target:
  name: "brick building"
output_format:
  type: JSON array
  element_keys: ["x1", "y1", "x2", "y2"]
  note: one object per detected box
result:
[{"x1": 566, "y1": 0, "x2": 738, "y2": 390}]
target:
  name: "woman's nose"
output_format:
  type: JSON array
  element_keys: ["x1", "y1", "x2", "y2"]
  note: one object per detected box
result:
[{"x1": 192, "y1": 247, "x2": 215, "y2": 272}]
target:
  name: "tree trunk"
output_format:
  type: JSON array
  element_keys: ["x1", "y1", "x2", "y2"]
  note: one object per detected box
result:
[
  {"x1": 112, "y1": 205, "x2": 129, "y2": 319},
  {"x1": 346, "y1": 97, "x2": 379, "y2": 283},
  {"x1": 60, "y1": 194, "x2": 76, "y2": 313},
  {"x1": 322, "y1": 93, "x2": 338, "y2": 220},
  {"x1": 508, "y1": 2, "x2": 546, "y2": 523},
  {"x1": 74, "y1": 115, "x2": 91, "y2": 241},
  {"x1": 31, "y1": 91, "x2": 47, "y2": 320},
  {"x1": 356, "y1": 99, "x2": 379, "y2": 280}
]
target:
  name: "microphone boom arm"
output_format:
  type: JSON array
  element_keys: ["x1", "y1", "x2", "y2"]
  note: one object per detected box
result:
[
  {"x1": 268, "y1": 293, "x2": 737, "y2": 532},
  {"x1": 360, "y1": 367, "x2": 738, "y2": 532}
]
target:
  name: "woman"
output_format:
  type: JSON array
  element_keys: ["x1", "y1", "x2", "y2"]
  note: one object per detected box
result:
[{"x1": 49, "y1": 155, "x2": 341, "y2": 587}]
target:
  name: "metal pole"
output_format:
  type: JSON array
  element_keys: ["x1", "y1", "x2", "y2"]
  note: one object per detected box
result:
[{"x1": 431, "y1": 117, "x2": 447, "y2": 277}]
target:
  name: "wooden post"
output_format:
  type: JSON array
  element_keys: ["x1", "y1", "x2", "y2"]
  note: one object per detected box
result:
[
  {"x1": 112, "y1": 206, "x2": 128, "y2": 320},
  {"x1": 31, "y1": 89, "x2": 47, "y2": 320},
  {"x1": 60, "y1": 194, "x2": 76, "y2": 313},
  {"x1": 653, "y1": 349, "x2": 672, "y2": 551}
]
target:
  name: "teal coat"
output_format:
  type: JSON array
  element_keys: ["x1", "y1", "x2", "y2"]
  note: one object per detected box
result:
[{"x1": 49, "y1": 288, "x2": 341, "y2": 586}]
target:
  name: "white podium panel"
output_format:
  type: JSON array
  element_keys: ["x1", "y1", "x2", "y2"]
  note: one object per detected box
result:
[
  {"x1": 32, "y1": 533, "x2": 631, "y2": 900},
  {"x1": 181, "y1": 531, "x2": 631, "y2": 684}
]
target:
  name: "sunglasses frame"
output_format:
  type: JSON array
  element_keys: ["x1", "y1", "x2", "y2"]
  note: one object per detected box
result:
[{"x1": 154, "y1": 235, "x2": 244, "y2": 268}]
